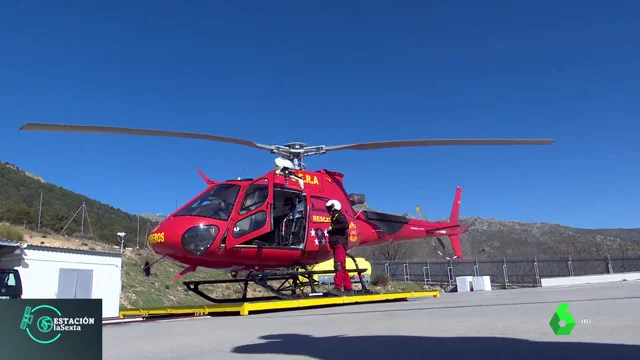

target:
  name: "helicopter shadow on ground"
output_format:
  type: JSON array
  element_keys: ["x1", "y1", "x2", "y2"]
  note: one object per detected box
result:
[{"x1": 232, "y1": 333, "x2": 640, "y2": 360}]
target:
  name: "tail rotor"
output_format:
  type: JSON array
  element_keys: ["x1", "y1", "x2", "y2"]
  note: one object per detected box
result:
[
  {"x1": 416, "y1": 205, "x2": 452, "y2": 259},
  {"x1": 417, "y1": 186, "x2": 465, "y2": 260}
]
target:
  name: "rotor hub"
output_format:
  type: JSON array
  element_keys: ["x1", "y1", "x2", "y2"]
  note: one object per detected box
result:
[
  {"x1": 269, "y1": 143, "x2": 327, "y2": 169},
  {"x1": 283, "y1": 142, "x2": 308, "y2": 151}
]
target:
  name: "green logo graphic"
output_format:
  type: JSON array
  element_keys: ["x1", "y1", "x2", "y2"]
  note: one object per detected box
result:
[
  {"x1": 549, "y1": 303, "x2": 576, "y2": 335},
  {"x1": 20, "y1": 305, "x2": 62, "y2": 344}
]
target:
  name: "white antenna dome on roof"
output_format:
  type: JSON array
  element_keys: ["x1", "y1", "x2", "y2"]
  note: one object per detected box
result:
[{"x1": 274, "y1": 157, "x2": 294, "y2": 170}]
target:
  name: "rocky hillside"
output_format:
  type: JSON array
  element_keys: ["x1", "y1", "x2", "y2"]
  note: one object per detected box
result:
[
  {"x1": 140, "y1": 213, "x2": 168, "y2": 222},
  {"x1": 0, "y1": 162, "x2": 160, "y2": 247},
  {"x1": 1, "y1": 162, "x2": 638, "y2": 260},
  {"x1": 456, "y1": 216, "x2": 639, "y2": 258},
  {"x1": 350, "y1": 202, "x2": 640, "y2": 261}
]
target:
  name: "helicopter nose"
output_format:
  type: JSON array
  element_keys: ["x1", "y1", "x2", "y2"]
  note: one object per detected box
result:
[
  {"x1": 148, "y1": 218, "x2": 221, "y2": 257},
  {"x1": 180, "y1": 224, "x2": 220, "y2": 256}
]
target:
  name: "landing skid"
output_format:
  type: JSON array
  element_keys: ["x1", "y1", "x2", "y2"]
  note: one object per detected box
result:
[{"x1": 183, "y1": 257, "x2": 374, "y2": 304}]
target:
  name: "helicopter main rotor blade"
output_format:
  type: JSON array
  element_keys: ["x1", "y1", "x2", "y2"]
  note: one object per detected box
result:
[
  {"x1": 323, "y1": 138, "x2": 554, "y2": 151},
  {"x1": 19, "y1": 123, "x2": 554, "y2": 156},
  {"x1": 18, "y1": 122, "x2": 273, "y2": 151}
]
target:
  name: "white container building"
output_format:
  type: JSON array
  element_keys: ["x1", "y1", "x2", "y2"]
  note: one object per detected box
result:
[{"x1": 0, "y1": 240, "x2": 122, "y2": 318}]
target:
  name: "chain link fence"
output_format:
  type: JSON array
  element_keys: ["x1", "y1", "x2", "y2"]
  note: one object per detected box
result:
[{"x1": 371, "y1": 255, "x2": 640, "y2": 289}]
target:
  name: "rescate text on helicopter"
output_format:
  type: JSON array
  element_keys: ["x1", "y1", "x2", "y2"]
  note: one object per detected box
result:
[{"x1": 19, "y1": 122, "x2": 554, "y2": 302}]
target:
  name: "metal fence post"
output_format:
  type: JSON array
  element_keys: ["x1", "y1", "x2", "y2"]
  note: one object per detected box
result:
[
  {"x1": 502, "y1": 257, "x2": 509, "y2": 289},
  {"x1": 422, "y1": 261, "x2": 431, "y2": 285},
  {"x1": 533, "y1": 256, "x2": 540, "y2": 287},
  {"x1": 447, "y1": 259, "x2": 454, "y2": 286},
  {"x1": 568, "y1": 255, "x2": 574, "y2": 276},
  {"x1": 606, "y1": 254, "x2": 613, "y2": 274},
  {"x1": 474, "y1": 258, "x2": 479, "y2": 276},
  {"x1": 403, "y1": 261, "x2": 410, "y2": 282}
]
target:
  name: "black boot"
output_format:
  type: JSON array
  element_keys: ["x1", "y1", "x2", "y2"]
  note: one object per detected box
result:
[{"x1": 327, "y1": 287, "x2": 345, "y2": 296}]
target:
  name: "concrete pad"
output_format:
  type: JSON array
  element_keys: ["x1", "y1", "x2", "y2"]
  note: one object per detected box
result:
[
  {"x1": 541, "y1": 272, "x2": 640, "y2": 286},
  {"x1": 104, "y1": 281, "x2": 640, "y2": 359}
]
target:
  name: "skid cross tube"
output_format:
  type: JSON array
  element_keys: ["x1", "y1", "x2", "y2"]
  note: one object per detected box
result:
[
  {"x1": 345, "y1": 253, "x2": 370, "y2": 292},
  {"x1": 183, "y1": 266, "x2": 373, "y2": 304}
]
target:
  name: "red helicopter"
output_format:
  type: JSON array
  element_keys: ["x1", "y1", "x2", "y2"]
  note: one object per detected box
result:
[{"x1": 19, "y1": 122, "x2": 553, "y2": 302}]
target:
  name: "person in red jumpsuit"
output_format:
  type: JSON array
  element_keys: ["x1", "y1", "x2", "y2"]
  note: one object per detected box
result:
[{"x1": 325, "y1": 199, "x2": 353, "y2": 295}]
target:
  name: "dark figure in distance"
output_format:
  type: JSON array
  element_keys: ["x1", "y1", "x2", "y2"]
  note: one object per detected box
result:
[{"x1": 325, "y1": 199, "x2": 353, "y2": 295}]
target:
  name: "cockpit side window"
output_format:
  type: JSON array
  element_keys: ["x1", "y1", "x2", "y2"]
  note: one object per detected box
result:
[
  {"x1": 174, "y1": 184, "x2": 241, "y2": 220},
  {"x1": 238, "y1": 179, "x2": 269, "y2": 215},
  {"x1": 310, "y1": 196, "x2": 329, "y2": 212}
]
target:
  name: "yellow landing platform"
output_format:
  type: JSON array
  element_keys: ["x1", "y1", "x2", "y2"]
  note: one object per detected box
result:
[{"x1": 119, "y1": 290, "x2": 439, "y2": 318}]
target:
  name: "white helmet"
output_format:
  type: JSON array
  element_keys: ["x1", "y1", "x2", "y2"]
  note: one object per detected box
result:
[{"x1": 325, "y1": 199, "x2": 342, "y2": 212}]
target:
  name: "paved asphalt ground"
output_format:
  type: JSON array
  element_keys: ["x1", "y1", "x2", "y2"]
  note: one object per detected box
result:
[{"x1": 104, "y1": 281, "x2": 640, "y2": 359}]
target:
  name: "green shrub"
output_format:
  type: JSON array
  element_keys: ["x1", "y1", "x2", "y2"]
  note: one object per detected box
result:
[
  {"x1": 371, "y1": 273, "x2": 390, "y2": 287},
  {"x1": 0, "y1": 224, "x2": 24, "y2": 241}
]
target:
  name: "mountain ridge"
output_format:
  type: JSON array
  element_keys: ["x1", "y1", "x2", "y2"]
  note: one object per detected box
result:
[
  {"x1": 0, "y1": 161, "x2": 160, "y2": 246},
  {"x1": 350, "y1": 201, "x2": 640, "y2": 260},
  {"x1": 1, "y1": 161, "x2": 638, "y2": 259}
]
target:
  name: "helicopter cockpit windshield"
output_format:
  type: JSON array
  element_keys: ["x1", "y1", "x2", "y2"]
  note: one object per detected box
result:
[{"x1": 174, "y1": 184, "x2": 241, "y2": 220}]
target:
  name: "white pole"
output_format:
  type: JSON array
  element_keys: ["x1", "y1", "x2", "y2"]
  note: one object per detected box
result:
[{"x1": 37, "y1": 192, "x2": 43, "y2": 230}]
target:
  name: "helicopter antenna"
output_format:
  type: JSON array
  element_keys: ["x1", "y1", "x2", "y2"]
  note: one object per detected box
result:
[{"x1": 237, "y1": 160, "x2": 250, "y2": 180}]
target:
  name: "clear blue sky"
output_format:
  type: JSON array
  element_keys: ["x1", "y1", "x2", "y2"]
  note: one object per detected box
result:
[{"x1": 1, "y1": 2, "x2": 637, "y2": 229}]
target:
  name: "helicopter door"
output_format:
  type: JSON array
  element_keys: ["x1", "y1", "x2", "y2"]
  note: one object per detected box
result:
[{"x1": 225, "y1": 178, "x2": 273, "y2": 248}]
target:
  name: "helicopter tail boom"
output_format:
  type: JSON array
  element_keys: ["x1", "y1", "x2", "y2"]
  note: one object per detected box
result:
[{"x1": 355, "y1": 186, "x2": 466, "y2": 259}]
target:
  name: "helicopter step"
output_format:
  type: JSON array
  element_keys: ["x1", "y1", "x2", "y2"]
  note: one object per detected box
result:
[
  {"x1": 183, "y1": 265, "x2": 374, "y2": 304},
  {"x1": 117, "y1": 290, "x2": 440, "y2": 319}
]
